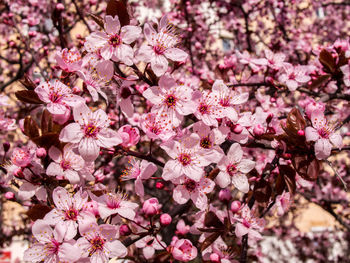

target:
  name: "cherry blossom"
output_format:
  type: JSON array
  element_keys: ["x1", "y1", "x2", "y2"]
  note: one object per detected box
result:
[
  {"x1": 278, "y1": 63, "x2": 311, "y2": 91},
  {"x1": 169, "y1": 237, "x2": 198, "y2": 262},
  {"x1": 135, "y1": 235, "x2": 166, "y2": 259}
]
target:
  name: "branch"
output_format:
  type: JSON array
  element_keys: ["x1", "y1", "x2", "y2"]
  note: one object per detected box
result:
[{"x1": 115, "y1": 146, "x2": 165, "y2": 167}]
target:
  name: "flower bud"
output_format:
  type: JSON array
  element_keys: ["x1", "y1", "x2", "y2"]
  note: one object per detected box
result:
[
  {"x1": 160, "y1": 213, "x2": 172, "y2": 226},
  {"x1": 55, "y1": 3, "x2": 65, "y2": 11},
  {"x1": 143, "y1": 198, "x2": 160, "y2": 216},
  {"x1": 210, "y1": 253, "x2": 220, "y2": 262},
  {"x1": 253, "y1": 124, "x2": 265, "y2": 136},
  {"x1": 156, "y1": 182, "x2": 164, "y2": 189},
  {"x1": 230, "y1": 200, "x2": 241, "y2": 213},
  {"x1": 36, "y1": 148, "x2": 46, "y2": 158},
  {"x1": 3, "y1": 142, "x2": 10, "y2": 152},
  {"x1": 119, "y1": 224, "x2": 131, "y2": 236},
  {"x1": 232, "y1": 124, "x2": 243, "y2": 134},
  {"x1": 297, "y1": 130, "x2": 305, "y2": 136},
  {"x1": 14, "y1": 168, "x2": 24, "y2": 179},
  {"x1": 219, "y1": 189, "x2": 231, "y2": 202},
  {"x1": 4, "y1": 192, "x2": 15, "y2": 200}
]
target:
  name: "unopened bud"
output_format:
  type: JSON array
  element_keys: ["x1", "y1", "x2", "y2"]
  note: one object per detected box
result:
[
  {"x1": 36, "y1": 148, "x2": 46, "y2": 158},
  {"x1": 297, "y1": 130, "x2": 305, "y2": 136},
  {"x1": 210, "y1": 253, "x2": 220, "y2": 262},
  {"x1": 119, "y1": 224, "x2": 131, "y2": 236},
  {"x1": 160, "y1": 213, "x2": 172, "y2": 226},
  {"x1": 232, "y1": 124, "x2": 243, "y2": 134},
  {"x1": 4, "y1": 192, "x2": 15, "y2": 200},
  {"x1": 219, "y1": 189, "x2": 231, "y2": 202},
  {"x1": 55, "y1": 3, "x2": 65, "y2": 11},
  {"x1": 230, "y1": 200, "x2": 241, "y2": 213},
  {"x1": 156, "y1": 182, "x2": 164, "y2": 189},
  {"x1": 3, "y1": 142, "x2": 10, "y2": 152},
  {"x1": 253, "y1": 124, "x2": 265, "y2": 136}
]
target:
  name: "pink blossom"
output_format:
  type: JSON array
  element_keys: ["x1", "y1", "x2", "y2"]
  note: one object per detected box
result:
[
  {"x1": 161, "y1": 134, "x2": 211, "y2": 182},
  {"x1": 11, "y1": 147, "x2": 34, "y2": 167},
  {"x1": 172, "y1": 176, "x2": 215, "y2": 210},
  {"x1": 121, "y1": 158, "x2": 157, "y2": 196},
  {"x1": 43, "y1": 187, "x2": 95, "y2": 240},
  {"x1": 118, "y1": 125, "x2": 140, "y2": 147},
  {"x1": 46, "y1": 144, "x2": 85, "y2": 184},
  {"x1": 85, "y1": 15, "x2": 141, "y2": 65},
  {"x1": 77, "y1": 222, "x2": 127, "y2": 262},
  {"x1": 264, "y1": 49, "x2": 286, "y2": 70},
  {"x1": 193, "y1": 90, "x2": 223, "y2": 127},
  {"x1": 176, "y1": 219, "x2": 190, "y2": 235},
  {"x1": 278, "y1": 63, "x2": 310, "y2": 91},
  {"x1": 23, "y1": 220, "x2": 81, "y2": 263},
  {"x1": 275, "y1": 192, "x2": 292, "y2": 216},
  {"x1": 340, "y1": 64, "x2": 350, "y2": 86},
  {"x1": 169, "y1": 237, "x2": 198, "y2": 262},
  {"x1": 305, "y1": 110, "x2": 343, "y2": 159},
  {"x1": 89, "y1": 191, "x2": 138, "y2": 220},
  {"x1": 137, "y1": 15, "x2": 188, "y2": 76},
  {"x1": 35, "y1": 79, "x2": 84, "y2": 114},
  {"x1": 216, "y1": 143, "x2": 255, "y2": 193},
  {"x1": 142, "y1": 197, "x2": 160, "y2": 216},
  {"x1": 59, "y1": 102, "x2": 122, "y2": 162},
  {"x1": 140, "y1": 112, "x2": 175, "y2": 141},
  {"x1": 143, "y1": 74, "x2": 196, "y2": 127},
  {"x1": 135, "y1": 235, "x2": 166, "y2": 259},
  {"x1": 77, "y1": 69, "x2": 109, "y2": 102},
  {"x1": 55, "y1": 47, "x2": 82, "y2": 72}
]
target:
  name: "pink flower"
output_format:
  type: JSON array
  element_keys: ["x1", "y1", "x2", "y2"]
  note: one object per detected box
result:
[
  {"x1": 143, "y1": 74, "x2": 196, "y2": 127},
  {"x1": 173, "y1": 176, "x2": 215, "y2": 210},
  {"x1": 275, "y1": 192, "x2": 292, "y2": 216},
  {"x1": 278, "y1": 63, "x2": 310, "y2": 91},
  {"x1": 137, "y1": 15, "x2": 188, "y2": 76},
  {"x1": 169, "y1": 237, "x2": 198, "y2": 262},
  {"x1": 143, "y1": 197, "x2": 160, "y2": 216},
  {"x1": 46, "y1": 144, "x2": 85, "y2": 184},
  {"x1": 176, "y1": 219, "x2": 190, "y2": 235},
  {"x1": 212, "y1": 79, "x2": 249, "y2": 122},
  {"x1": 140, "y1": 112, "x2": 175, "y2": 141},
  {"x1": 55, "y1": 47, "x2": 82, "y2": 72},
  {"x1": 216, "y1": 143, "x2": 255, "y2": 193},
  {"x1": 234, "y1": 205, "x2": 265, "y2": 243},
  {"x1": 193, "y1": 90, "x2": 223, "y2": 127},
  {"x1": 11, "y1": 147, "x2": 34, "y2": 167},
  {"x1": 118, "y1": 125, "x2": 140, "y2": 147},
  {"x1": 90, "y1": 191, "x2": 138, "y2": 220},
  {"x1": 135, "y1": 235, "x2": 166, "y2": 259},
  {"x1": 264, "y1": 49, "x2": 285, "y2": 70},
  {"x1": 161, "y1": 134, "x2": 211, "y2": 182},
  {"x1": 77, "y1": 222, "x2": 127, "y2": 262},
  {"x1": 59, "y1": 102, "x2": 122, "y2": 162},
  {"x1": 77, "y1": 69, "x2": 109, "y2": 102},
  {"x1": 305, "y1": 110, "x2": 343, "y2": 159},
  {"x1": 24, "y1": 220, "x2": 81, "y2": 263},
  {"x1": 85, "y1": 15, "x2": 141, "y2": 65},
  {"x1": 121, "y1": 158, "x2": 157, "y2": 196},
  {"x1": 35, "y1": 79, "x2": 84, "y2": 115},
  {"x1": 340, "y1": 64, "x2": 350, "y2": 86},
  {"x1": 43, "y1": 187, "x2": 95, "y2": 240}
]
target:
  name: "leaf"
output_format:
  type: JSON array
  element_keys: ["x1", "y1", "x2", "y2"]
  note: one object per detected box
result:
[
  {"x1": 200, "y1": 232, "x2": 221, "y2": 252},
  {"x1": 291, "y1": 155, "x2": 319, "y2": 181},
  {"x1": 19, "y1": 74, "x2": 36, "y2": 90},
  {"x1": 319, "y1": 49, "x2": 336, "y2": 73},
  {"x1": 279, "y1": 165, "x2": 296, "y2": 194},
  {"x1": 275, "y1": 173, "x2": 286, "y2": 195},
  {"x1": 309, "y1": 74, "x2": 330, "y2": 90},
  {"x1": 204, "y1": 211, "x2": 224, "y2": 228},
  {"x1": 208, "y1": 168, "x2": 220, "y2": 180},
  {"x1": 26, "y1": 204, "x2": 52, "y2": 221},
  {"x1": 31, "y1": 133, "x2": 60, "y2": 149},
  {"x1": 88, "y1": 13, "x2": 105, "y2": 29},
  {"x1": 41, "y1": 109, "x2": 53, "y2": 134},
  {"x1": 253, "y1": 179, "x2": 272, "y2": 203},
  {"x1": 106, "y1": 0, "x2": 130, "y2": 27},
  {"x1": 24, "y1": 116, "x2": 40, "y2": 138},
  {"x1": 15, "y1": 90, "x2": 43, "y2": 104}
]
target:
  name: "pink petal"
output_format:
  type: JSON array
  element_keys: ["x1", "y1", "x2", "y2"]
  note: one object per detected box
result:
[
  {"x1": 232, "y1": 174, "x2": 249, "y2": 193},
  {"x1": 48, "y1": 146, "x2": 62, "y2": 162},
  {"x1": 121, "y1": 25, "x2": 142, "y2": 44},
  {"x1": 235, "y1": 223, "x2": 249, "y2": 238},
  {"x1": 105, "y1": 15, "x2": 120, "y2": 35},
  {"x1": 215, "y1": 171, "x2": 231, "y2": 188},
  {"x1": 151, "y1": 54, "x2": 168, "y2": 76},
  {"x1": 329, "y1": 133, "x2": 343, "y2": 148},
  {"x1": 78, "y1": 137, "x2": 100, "y2": 162},
  {"x1": 97, "y1": 128, "x2": 122, "y2": 148},
  {"x1": 314, "y1": 138, "x2": 332, "y2": 160},
  {"x1": 227, "y1": 143, "x2": 243, "y2": 163},
  {"x1": 305, "y1": 126, "x2": 319, "y2": 142},
  {"x1": 59, "y1": 123, "x2": 84, "y2": 143},
  {"x1": 164, "y1": 48, "x2": 188, "y2": 62},
  {"x1": 237, "y1": 159, "x2": 255, "y2": 173},
  {"x1": 173, "y1": 185, "x2": 190, "y2": 204},
  {"x1": 191, "y1": 191, "x2": 208, "y2": 210}
]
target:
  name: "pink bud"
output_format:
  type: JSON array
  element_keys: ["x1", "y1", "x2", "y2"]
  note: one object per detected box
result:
[
  {"x1": 3, "y1": 142, "x2": 10, "y2": 152},
  {"x1": 156, "y1": 182, "x2": 164, "y2": 189},
  {"x1": 55, "y1": 3, "x2": 65, "y2": 11},
  {"x1": 4, "y1": 192, "x2": 14, "y2": 200},
  {"x1": 160, "y1": 213, "x2": 172, "y2": 225},
  {"x1": 119, "y1": 224, "x2": 131, "y2": 236},
  {"x1": 36, "y1": 148, "x2": 46, "y2": 158},
  {"x1": 14, "y1": 168, "x2": 24, "y2": 179},
  {"x1": 143, "y1": 198, "x2": 160, "y2": 216},
  {"x1": 85, "y1": 97, "x2": 91, "y2": 103},
  {"x1": 253, "y1": 124, "x2": 265, "y2": 136},
  {"x1": 230, "y1": 200, "x2": 241, "y2": 213},
  {"x1": 28, "y1": 31, "x2": 37, "y2": 37},
  {"x1": 266, "y1": 113, "x2": 274, "y2": 123},
  {"x1": 297, "y1": 130, "x2": 305, "y2": 136},
  {"x1": 52, "y1": 108, "x2": 71, "y2": 125},
  {"x1": 219, "y1": 189, "x2": 231, "y2": 202},
  {"x1": 210, "y1": 253, "x2": 220, "y2": 262},
  {"x1": 232, "y1": 124, "x2": 243, "y2": 134}
]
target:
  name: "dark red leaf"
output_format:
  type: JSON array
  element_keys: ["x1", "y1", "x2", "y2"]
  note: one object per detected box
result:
[
  {"x1": 26, "y1": 204, "x2": 52, "y2": 221},
  {"x1": 106, "y1": 0, "x2": 130, "y2": 27},
  {"x1": 88, "y1": 13, "x2": 105, "y2": 29},
  {"x1": 319, "y1": 49, "x2": 336, "y2": 73},
  {"x1": 279, "y1": 165, "x2": 296, "y2": 194},
  {"x1": 31, "y1": 133, "x2": 60, "y2": 149},
  {"x1": 201, "y1": 232, "x2": 221, "y2": 252},
  {"x1": 19, "y1": 74, "x2": 36, "y2": 90},
  {"x1": 15, "y1": 90, "x2": 43, "y2": 104},
  {"x1": 24, "y1": 116, "x2": 40, "y2": 138},
  {"x1": 41, "y1": 109, "x2": 53, "y2": 134},
  {"x1": 292, "y1": 155, "x2": 319, "y2": 181},
  {"x1": 254, "y1": 179, "x2": 272, "y2": 203},
  {"x1": 309, "y1": 74, "x2": 330, "y2": 90},
  {"x1": 204, "y1": 211, "x2": 224, "y2": 228}
]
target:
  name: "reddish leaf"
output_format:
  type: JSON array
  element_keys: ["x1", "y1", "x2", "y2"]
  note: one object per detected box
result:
[
  {"x1": 31, "y1": 133, "x2": 60, "y2": 149},
  {"x1": 337, "y1": 51, "x2": 349, "y2": 68},
  {"x1": 309, "y1": 74, "x2": 330, "y2": 90},
  {"x1": 19, "y1": 74, "x2": 36, "y2": 90},
  {"x1": 106, "y1": 0, "x2": 130, "y2": 27},
  {"x1": 319, "y1": 49, "x2": 336, "y2": 73},
  {"x1": 279, "y1": 165, "x2": 296, "y2": 194},
  {"x1": 26, "y1": 204, "x2": 52, "y2": 221},
  {"x1": 201, "y1": 232, "x2": 221, "y2": 252},
  {"x1": 88, "y1": 13, "x2": 105, "y2": 29},
  {"x1": 15, "y1": 90, "x2": 43, "y2": 104},
  {"x1": 292, "y1": 155, "x2": 319, "y2": 181},
  {"x1": 41, "y1": 109, "x2": 53, "y2": 134},
  {"x1": 204, "y1": 211, "x2": 224, "y2": 228},
  {"x1": 24, "y1": 116, "x2": 40, "y2": 138},
  {"x1": 208, "y1": 168, "x2": 220, "y2": 180},
  {"x1": 254, "y1": 179, "x2": 272, "y2": 203}
]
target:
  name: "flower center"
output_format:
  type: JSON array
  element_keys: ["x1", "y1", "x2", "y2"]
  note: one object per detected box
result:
[
  {"x1": 62, "y1": 49, "x2": 81, "y2": 64},
  {"x1": 198, "y1": 103, "x2": 210, "y2": 114},
  {"x1": 178, "y1": 153, "x2": 192, "y2": 166},
  {"x1": 46, "y1": 239, "x2": 60, "y2": 254},
  {"x1": 89, "y1": 236, "x2": 105, "y2": 254},
  {"x1": 49, "y1": 91, "x2": 62, "y2": 103},
  {"x1": 184, "y1": 179, "x2": 197, "y2": 192},
  {"x1": 288, "y1": 73, "x2": 296, "y2": 80},
  {"x1": 318, "y1": 127, "x2": 331, "y2": 139},
  {"x1": 150, "y1": 126, "x2": 161, "y2": 135},
  {"x1": 65, "y1": 208, "x2": 79, "y2": 220},
  {"x1": 219, "y1": 97, "x2": 230, "y2": 107},
  {"x1": 242, "y1": 219, "x2": 251, "y2": 228},
  {"x1": 153, "y1": 43, "x2": 166, "y2": 55},
  {"x1": 84, "y1": 123, "x2": 100, "y2": 138},
  {"x1": 226, "y1": 164, "x2": 237, "y2": 176},
  {"x1": 200, "y1": 137, "x2": 212, "y2": 149},
  {"x1": 108, "y1": 34, "x2": 121, "y2": 47},
  {"x1": 165, "y1": 94, "x2": 177, "y2": 107},
  {"x1": 60, "y1": 159, "x2": 71, "y2": 170}
]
